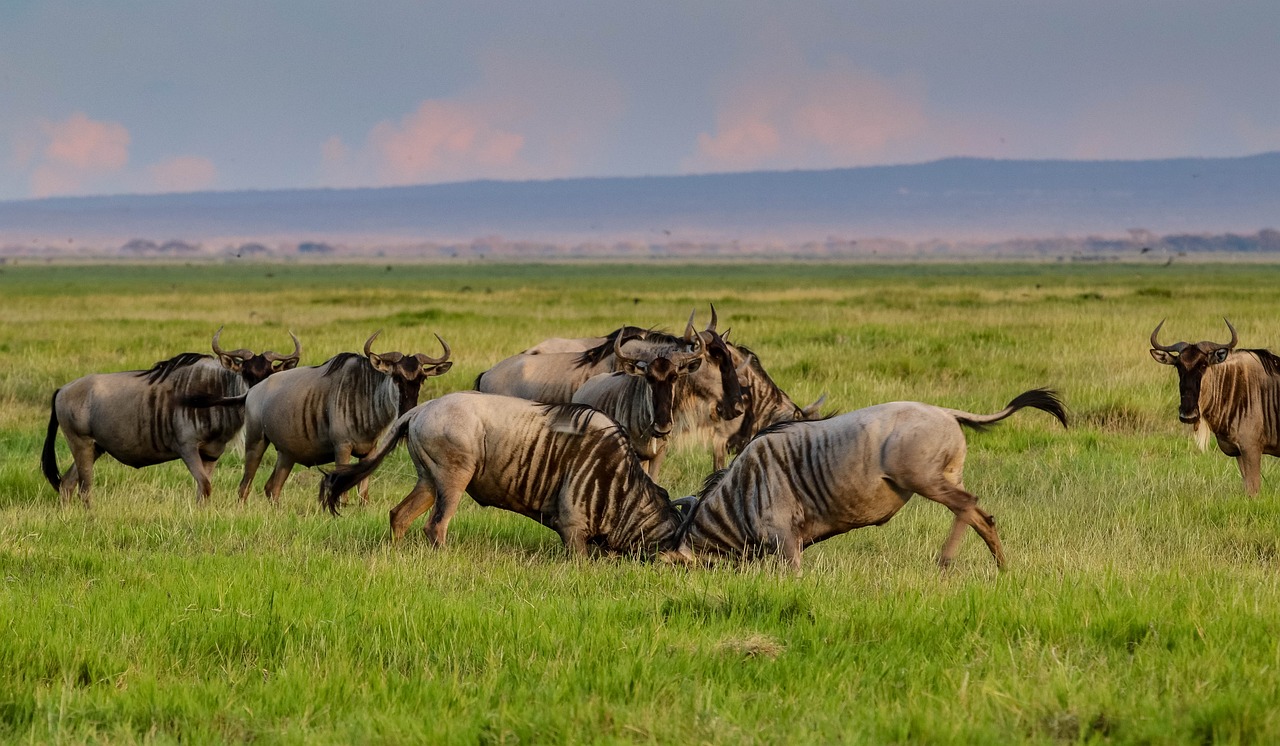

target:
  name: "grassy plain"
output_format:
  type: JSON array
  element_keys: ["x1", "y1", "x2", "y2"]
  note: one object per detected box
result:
[{"x1": 3, "y1": 260, "x2": 1280, "y2": 743}]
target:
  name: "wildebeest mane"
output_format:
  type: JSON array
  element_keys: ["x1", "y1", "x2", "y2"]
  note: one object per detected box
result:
[
  {"x1": 321, "y1": 352, "x2": 367, "y2": 377},
  {"x1": 1246, "y1": 348, "x2": 1280, "y2": 377},
  {"x1": 541, "y1": 402, "x2": 603, "y2": 435},
  {"x1": 574, "y1": 326, "x2": 671, "y2": 369},
  {"x1": 137, "y1": 352, "x2": 210, "y2": 385},
  {"x1": 696, "y1": 467, "x2": 729, "y2": 500}
]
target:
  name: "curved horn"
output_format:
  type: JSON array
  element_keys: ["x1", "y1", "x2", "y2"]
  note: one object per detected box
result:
[
  {"x1": 211, "y1": 326, "x2": 253, "y2": 359},
  {"x1": 682, "y1": 311, "x2": 704, "y2": 356},
  {"x1": 363, "y1": 330, "x2": 383, "y2": 358},
  {"x1": 1221, "y1": 318, "x2": 1239, "y2": 350},
  {"x1": 735, "y1": 353, "x2": 754, "y2": 376},
  {"x1": 614, "y1": 328, "x2": 643, "y2": 366},
  {"x1": 416, "y1": 333, "x2": 452, "y2": 365},
  {"x1": 265, "y1": 332, "x2": 302, "y2": 362},
  {"x1": 211, "y1": 326, "x2": 226, "y2": 357},
  {"x1": 1149, "y1": 320, "x2": 1188, "y2": 353},
  {"x1": 704, "y1": 303, "x2": 718, "y2": 333}
]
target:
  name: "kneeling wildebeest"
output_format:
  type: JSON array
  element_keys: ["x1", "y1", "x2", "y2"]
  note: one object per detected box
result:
[
  {"x1": 42, "y1": 328, "x2": 301, "y2": 505},
  {"x1": 318, "y1": 391, "x2": 690, "y2": 557},
  {"x1": 234, "y1": 331, "x2": 452, "y2": 503},
  {"x1": 1150, "y1": 318, "x2": 1280, "y2": 496},
  {"x1": 672, "y1": 389, "x2": 1067, "y2": 570}
]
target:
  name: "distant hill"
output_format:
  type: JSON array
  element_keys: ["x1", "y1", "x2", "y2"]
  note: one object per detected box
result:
[{"x1": 2, "y1": 153, "x2": 1279, "y2": 246}]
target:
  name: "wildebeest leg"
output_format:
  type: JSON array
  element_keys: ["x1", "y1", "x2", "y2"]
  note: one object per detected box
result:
[
  {"x1": 63, "y1": 437, "x2": 98, "y2": 507},
  {"x1": 263, "y1": 454, "x2": 296, "y2": 504},
  {"x1": 238, "y1": 436, "x2": 269, "y2": 503},
  {"x1": 177, "y1": 446, "x2": 214, "y2": 504},
  {"x1": 711, "y1": 441, "x2": 727, "y2": 471},
  {"x1": 928, "y1": 483, "x2": 1006, "y2": 570},
  {"x1": 425, "y1": 465, "x2": 472, "y2": 548},
  {"x1": 389, "y1": 480, "x2": 436, "y2": 542},
  {"x1": 1237, "y1": 448, "x2": 1263, "y2": 497},
  {"x1": 646, "y1": 445, "x2": 669, "y2": 481}
]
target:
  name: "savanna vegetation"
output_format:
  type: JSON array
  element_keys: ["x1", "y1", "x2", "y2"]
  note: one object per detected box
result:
[{"x1": 3, "y1": 260, "x2": 1280, "y2": 744}]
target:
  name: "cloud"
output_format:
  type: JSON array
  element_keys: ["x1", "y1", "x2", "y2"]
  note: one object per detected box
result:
[
  {"x1": 27, "y1": 112, "x2": 130, "y2": 197},
  {"x1": 322, "y1": 52, "x2": 625, "y2": 187},
  {"x1": 368, "y1": 100, "x2": 526, "y2": 185},
  {"x1": 685, "y1": 58, "x2": 928, "y2": 172},
  {"x1": 148, "y1": 155, "x2": 218, "y2": 192}
]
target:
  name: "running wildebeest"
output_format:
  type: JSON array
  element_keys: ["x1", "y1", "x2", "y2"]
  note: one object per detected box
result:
[
  {"x1": 41, "y1": 329, "x2": 302, "y2": 505},
  {"x1": 318, "y1": 391, "x2": 690, "y2": 556},
  {"x1": 672, "y1": 389, "x2": 1067, "y2": 570},
  {"x1": 233, "y1": 331, "x2": 452, "y2": 503},
  {"x1": 1150, "y1": 318, "x2": 1280, "y2": 495}
]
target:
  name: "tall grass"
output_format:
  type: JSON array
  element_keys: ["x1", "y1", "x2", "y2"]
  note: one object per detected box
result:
[{"x1": 3, "y1": 261, "x2": 1280, "y2": 743}]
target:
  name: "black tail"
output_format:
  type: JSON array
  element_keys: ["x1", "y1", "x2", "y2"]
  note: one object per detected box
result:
[
  {"x1": 41, "y1": 389, "x2": 62, "y2": 493},
  {"x1": 178, "y1": 392, "x2": 247, "y2": 408},
  {"x1": 318, "y1": 417, "x2": 411, "y2": 516},
  {"x1": 949, "y1": 388, "x2": 1069, "y2": 431}
]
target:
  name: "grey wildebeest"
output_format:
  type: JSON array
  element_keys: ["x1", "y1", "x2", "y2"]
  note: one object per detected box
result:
[
  {"x1": 1149, "y1": 319, "x2": 1280, "y2": 495},
  {"x1": 700, "y1": 341, "x2": 826, "y2": 470},
  {"x1": 572, "y1": 330, "x2": 707, "y2": 478},
  {"x1": 233, "y1": 331, "x2": 452, "y2": 502},
  {"x1": 318, "y1": 391, "x2": 690, "y2": 556},
  {"x1": 672, "y1": 389, "x2": 1067, "y2": 570},
  {"x1": 41, "y1": 329, "x2": 302, "y2": 505},
  {"x1": 475, "y1": 310, "x2": 745, "y2": 426}
]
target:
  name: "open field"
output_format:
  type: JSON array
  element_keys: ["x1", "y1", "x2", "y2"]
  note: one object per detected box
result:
[{"x1": 4, "y1": 261, "x2": 1280, "y2": 743}]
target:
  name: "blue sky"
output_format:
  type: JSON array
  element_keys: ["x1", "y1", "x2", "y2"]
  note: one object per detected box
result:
[{"x1": 3, "y1": 1, "x2": 1278, "y2": 201}]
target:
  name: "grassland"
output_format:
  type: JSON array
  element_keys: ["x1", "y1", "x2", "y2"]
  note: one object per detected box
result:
[{"x1": 3, "y1": 260, "x2": 1280, "y2": 744}]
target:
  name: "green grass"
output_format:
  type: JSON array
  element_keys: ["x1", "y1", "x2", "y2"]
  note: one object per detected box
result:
[{"x1": 4, "y1": 260, "x2": 1280, "y2": 743}]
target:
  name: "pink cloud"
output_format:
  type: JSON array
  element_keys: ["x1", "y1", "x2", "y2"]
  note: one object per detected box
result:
[
  {"x1": 42, "y1": 112, "x2": 129, "y2": 171},
  {"x1": 148, "y1": 155, "x2": 217, "y2": 193},
  {"x1": 686, "y1": 60, "x2": 928, "y2": 172},
  {"x1": 367, "y1": 100, "x2": 526, "y2": 185}
]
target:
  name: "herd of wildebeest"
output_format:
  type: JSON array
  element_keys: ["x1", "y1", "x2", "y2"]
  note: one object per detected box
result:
[{"x1": 39, "y1": 308, "x2": 1274, "y2": 569}]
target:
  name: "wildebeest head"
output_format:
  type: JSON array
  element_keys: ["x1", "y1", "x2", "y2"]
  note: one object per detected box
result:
[
  {"x1": 212, "y1": 327, "x2": 302, "y2": 386},
  {"x1": 1150, "y1": 318, "x2": 1238, "y2": 423},
  {"x1": 698, "y1": 305, "x2": 747, "y2": 420},
  {"x1": 364, "y1": 330, "x2": 454, "y2": 414},
  {"x1": 614, "y1": 316, "x2": 704, "y2": 437}
]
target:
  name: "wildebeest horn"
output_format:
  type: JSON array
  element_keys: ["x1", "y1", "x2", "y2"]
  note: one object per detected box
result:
[
  {"x1": 1149, "y1": 320, "x2": 1188, "y2": 353},
  {"x1": 614, "y1": 328, "x2": 643, "y2": 367},
  {"x1": 1221, "y1": 318, "x2": 1239, "y2": 350},
  {"x1": 682, "y1": 311, "x2": 704, "y2": 356},
  {"x1": 705, "y1": 303, "x2": 718, "y2": 333},
  {"x1": 670, "y1": 495, "x2": 699, "y2": 519},
  {"x1": 415, "y1": 333, "x2": 451, "y2": 365},
  {"x1": 211, "y1": 326, "x2": 253, "y2": 359},
  {"x1": 265, "y1": 332, "x2": 302, "y2": 363},
  {"x1": 735, "y1": 353, "x2": 754, "y2": 375},
  {"x1": 363, "y1": 330, "x2": 383, "y2": 358}
]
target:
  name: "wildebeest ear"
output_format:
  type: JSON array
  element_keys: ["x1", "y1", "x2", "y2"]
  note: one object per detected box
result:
[
  {"x1": 428, "y1": 361, "x2": 454, "y2": 376},
  {"x1": 683, "y1": 357, "x2": 702, "y2": 374},
  {"x1": 1212, "y1": 348, "x2": 1230, "y2": 364},
  {"x1": 277, "y1": 358, "x2": 300, "y2": 371},
  {"x1": 367, "y1": 351, "x2": 395, "y2": 374},
  {"x1": 1149, "y1": 349, "x2": 1177, "y2": 365},
  {"x1": 217, "y1": 354, "x2": 244, "y2": 372},
  {"x1": 620, "y1": 359, "x2": 647, "y2": 377}
]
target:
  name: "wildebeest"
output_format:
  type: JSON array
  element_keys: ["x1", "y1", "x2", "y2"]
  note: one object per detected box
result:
[
  {"x1": 672, "y1": 389, "x2": 1067, "y2": 570},
  {"x1": 41, "y1": 329, "x2": 302, "y2": 505},
  {"x1": 703, "y1": 341, "x2": 826, "y2": 469},
  {"x1": 475, "y1": 310, "x2": 744, "y2": 426},
  {"x1": 572, "y1": 330, "x2": 706, "y2": 477},
  {"x1": 1150, "y1": 319, "x2": 1280, "y2": 495},
  {"x1": 318, "y1": 392, "x2": 689, "y2": 556},
  {"x1": 234, "y1": 331, "x2": 452, "y2": 502}
]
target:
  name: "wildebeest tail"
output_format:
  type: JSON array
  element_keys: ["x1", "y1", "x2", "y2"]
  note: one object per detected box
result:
[
  {"x1": 41, "y1": 389, "x2": 62, "y2": 493},
  {"x1": 318, "y1": 414, "x2": 411, "y2": 516},
  {"x1": 177, "y1": 392, "x2": 248, "y2": 408},
  {"x1": 945, "y1": 388, "x2": 1068, "y2": 431}
]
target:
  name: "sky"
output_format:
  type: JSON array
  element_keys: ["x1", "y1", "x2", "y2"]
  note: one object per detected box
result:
[{"x1": 2, "y1": 1, "x2": 1279, "y2": 202}]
